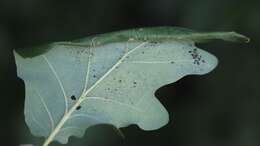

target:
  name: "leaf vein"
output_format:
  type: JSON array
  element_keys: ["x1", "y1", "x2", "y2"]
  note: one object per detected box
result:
[
  {"x1": 30, "y1": 111, "x2": 49, "y2": 135},
  {"x1": 82, "y1": 42, "x2": 148, "y2": 97},
  {"x1": 59, "y1": 126, "x2": 83, "y2": 134},
  {"x1": 34, "y1": 89, "x2": 55, "y2": 131},
  {"x1": 42, "y1": 55, "x2": 68, "y2": 113},
  {"x1": 82, "y1": 48, "x2": 92, "y2": 94},
  {"x1": 68, "y1": 113, "x2": 103, "y2": 123}
]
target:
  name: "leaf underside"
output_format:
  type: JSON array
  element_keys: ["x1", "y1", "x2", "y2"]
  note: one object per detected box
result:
[{"x1": 14, "y1": 26, "x2": 249, "y2": 145}]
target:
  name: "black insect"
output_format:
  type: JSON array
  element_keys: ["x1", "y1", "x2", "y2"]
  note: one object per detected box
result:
[
  {"x1": 189, "y1": 48, "x2": 204, "y2": 66},
  {"x1": 70, "y1": 95, "x2": 76, "y2": 100},
  {"x1": 76, "y1": 106, "x2": 82, "y2": 110}
]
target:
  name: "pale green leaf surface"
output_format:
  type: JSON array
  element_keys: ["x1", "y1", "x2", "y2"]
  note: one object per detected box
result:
[{"x1": 14, "y1": 27, "x2": 248, "y2": 145}]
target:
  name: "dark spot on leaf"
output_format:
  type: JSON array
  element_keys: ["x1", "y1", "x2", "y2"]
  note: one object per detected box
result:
[
  {"x1": 171, "y1": 61, "x2": 174, "y2": 64},
  {"x1": 142, "y1": 51, "x2": 145, "y2": 54},
  {"x1": 192, "y1": 53, "x2": 198, "y2": 59},
  {"x1": 76, "y1": 106, "x2": 81, "y2": 110},
  {"x1": 133, "y1": 81, "x2": 137, "y2": 84},
  {"x1": 190, "y1": 48, "x2": 203, "y2": 65},
  {"x1": 93, "y1": 75, "x2": 96, "y2": 78},
  {"x1": 70, "y1": 95, "x2": 76, "y2": 100},
  {"x1": 119, "y1": 80, "x2": 122, "y2": 83},
  {"x1": 150, "y1": 41, "x2": 158, "y2": 45}
]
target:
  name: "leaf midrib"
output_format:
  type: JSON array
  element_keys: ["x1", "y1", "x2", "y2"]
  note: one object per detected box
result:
[{"x1": 42, "y1": 42, "x2": 148, "y2": 146}]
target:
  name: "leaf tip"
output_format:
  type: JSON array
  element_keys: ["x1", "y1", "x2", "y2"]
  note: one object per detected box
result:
[{"x1": 228, "y1": 32, "x2": 250, "y2": 43}]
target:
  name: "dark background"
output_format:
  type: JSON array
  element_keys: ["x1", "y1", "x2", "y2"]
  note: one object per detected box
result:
[{"x1": 0, "y1": 0, "x2": 259, "y2": 146}]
